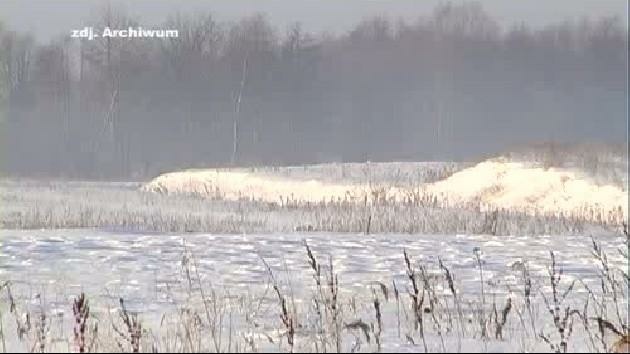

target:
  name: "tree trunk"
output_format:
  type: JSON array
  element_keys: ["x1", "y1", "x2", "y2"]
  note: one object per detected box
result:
[{"x1": 231, "y1": 57, "x2": 247, "y2": 166}]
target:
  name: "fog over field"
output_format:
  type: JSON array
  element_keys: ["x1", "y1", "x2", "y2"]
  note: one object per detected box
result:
[
  {"x1": 0, "y1": 1, "x2": 628, "y2": 353},
  {"x1": 0, "y1": 0, "x2": 627, "y2": 178}
]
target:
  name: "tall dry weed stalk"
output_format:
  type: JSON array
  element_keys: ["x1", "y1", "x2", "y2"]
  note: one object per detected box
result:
[
  {"x1": 261, "y1": 257, "x2": 295, "y2": 352},
  {"x1": 112, "y1": 298, "x2": 143, "y2": 353},
  {"x1": 539, "y1": 251, "x2": 579, "y2": 353},
  {"x1": 403, "y1": 249, "x2": 428, "y2": 352},
  {"x1": 72, "y1": 293, "x2": 92, "y2": 353}
]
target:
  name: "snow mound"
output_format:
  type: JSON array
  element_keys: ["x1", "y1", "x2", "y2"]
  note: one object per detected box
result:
[
  {"x1": 143, "y1": 160, "x2": 627, "y2": 224},
  {"x1": 426, "y1": 160, "x2": 627, "y2": 223},
  {"x1": 142, "y1": 169, "x2": 374, "y2": 204}
]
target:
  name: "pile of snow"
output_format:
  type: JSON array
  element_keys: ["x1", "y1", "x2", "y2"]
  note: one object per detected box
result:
[
  {"x1": 426, "y1": 160, "x2": 627, "y2": 223},
  {"x1": 142, "y1": 162, "x2": 459, "y2": 204},
  {"x1": 143, "y1": 169, "x2": 375, "y2": 204},
  {"x1": 143, "y1": 159, "x2": 627, "y2": 224}
]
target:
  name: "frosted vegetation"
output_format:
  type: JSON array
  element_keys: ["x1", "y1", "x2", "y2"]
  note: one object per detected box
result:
[{"x1": 2, "y1": 155, "x2": 626, "y2": 235}]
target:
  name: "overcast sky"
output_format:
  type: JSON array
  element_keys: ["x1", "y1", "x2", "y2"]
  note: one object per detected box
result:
[{"x1": 1, "y1": 0, "x2": 627, "y2": 43}]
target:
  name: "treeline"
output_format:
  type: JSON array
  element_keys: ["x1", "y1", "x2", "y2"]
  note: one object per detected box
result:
[{"x1": 0, "y1": 2, "x2": 627, "y2": 179}]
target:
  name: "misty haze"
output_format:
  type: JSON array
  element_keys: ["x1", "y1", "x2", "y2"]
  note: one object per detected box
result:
[{"x1": 0, "y1": 1, "x2": 628, "y2": 353}]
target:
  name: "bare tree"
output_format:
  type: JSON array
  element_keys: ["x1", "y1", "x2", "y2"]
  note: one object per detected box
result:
[
  {"x1": 232, "y1": 56, "x2": 247, "y2": 165},
  {"x1": 2, "y1": 3, "x2": 626, "y2": 177}
]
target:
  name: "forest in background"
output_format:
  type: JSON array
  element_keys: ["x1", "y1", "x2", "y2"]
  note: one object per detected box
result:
[{"x1": 0, "y1": 2, "x2": 627, "y2": 179}]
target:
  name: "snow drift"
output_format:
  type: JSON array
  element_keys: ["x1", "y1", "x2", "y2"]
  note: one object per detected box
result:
[
  {"x1": 142, "y1": 169, "x2": 367, "y2": 204},
  {"x1": 143, "y1": 160, "x2": 628, "y2": 224},
  {"x1": 426, "y1": 160, "x2": 627, "y2": 224}
]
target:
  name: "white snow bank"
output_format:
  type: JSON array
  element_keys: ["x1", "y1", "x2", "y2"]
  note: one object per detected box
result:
[
  {"x1": 143, "y1": 160, "x2": 628, "y2": 224},
  {"x1": 426, "y1": 161, "x2": 627, "y2": 223},
  {"x1": 143, "y1": 169, "x2": 377, "y2": 204}
]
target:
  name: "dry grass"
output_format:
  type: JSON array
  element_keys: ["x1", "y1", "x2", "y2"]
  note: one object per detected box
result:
[{"x1": 0, "y1": 179, "x2": 617, "y2": 236}]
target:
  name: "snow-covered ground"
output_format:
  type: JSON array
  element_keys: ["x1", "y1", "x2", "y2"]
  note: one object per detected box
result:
[
  {"x1": 141, "y1": 161, "x2": 460, "y2": 204},
  {"x1": 1, "y1": 229, "x2": 627, "y2": 352},
  {"x1": 1, "y1": 152, "x2": 627, "y2": 352},
  {"x1": 144, "y1": 158, "x2": 627, "y2": 225},
  {"x1": 3, "y1": 230, "x2": 625, "y2": 308}
]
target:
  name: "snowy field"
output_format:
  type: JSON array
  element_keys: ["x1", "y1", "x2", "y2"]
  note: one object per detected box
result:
[
  {"x1": 3, "y1": 156, "x2": 626, "y2": 234},
  {"x1": 0, "y1": 229, "x2": 627, "y2": 352},
  {"x1": 0, "y1": 154, "x2": 627, "y2": 352}
]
